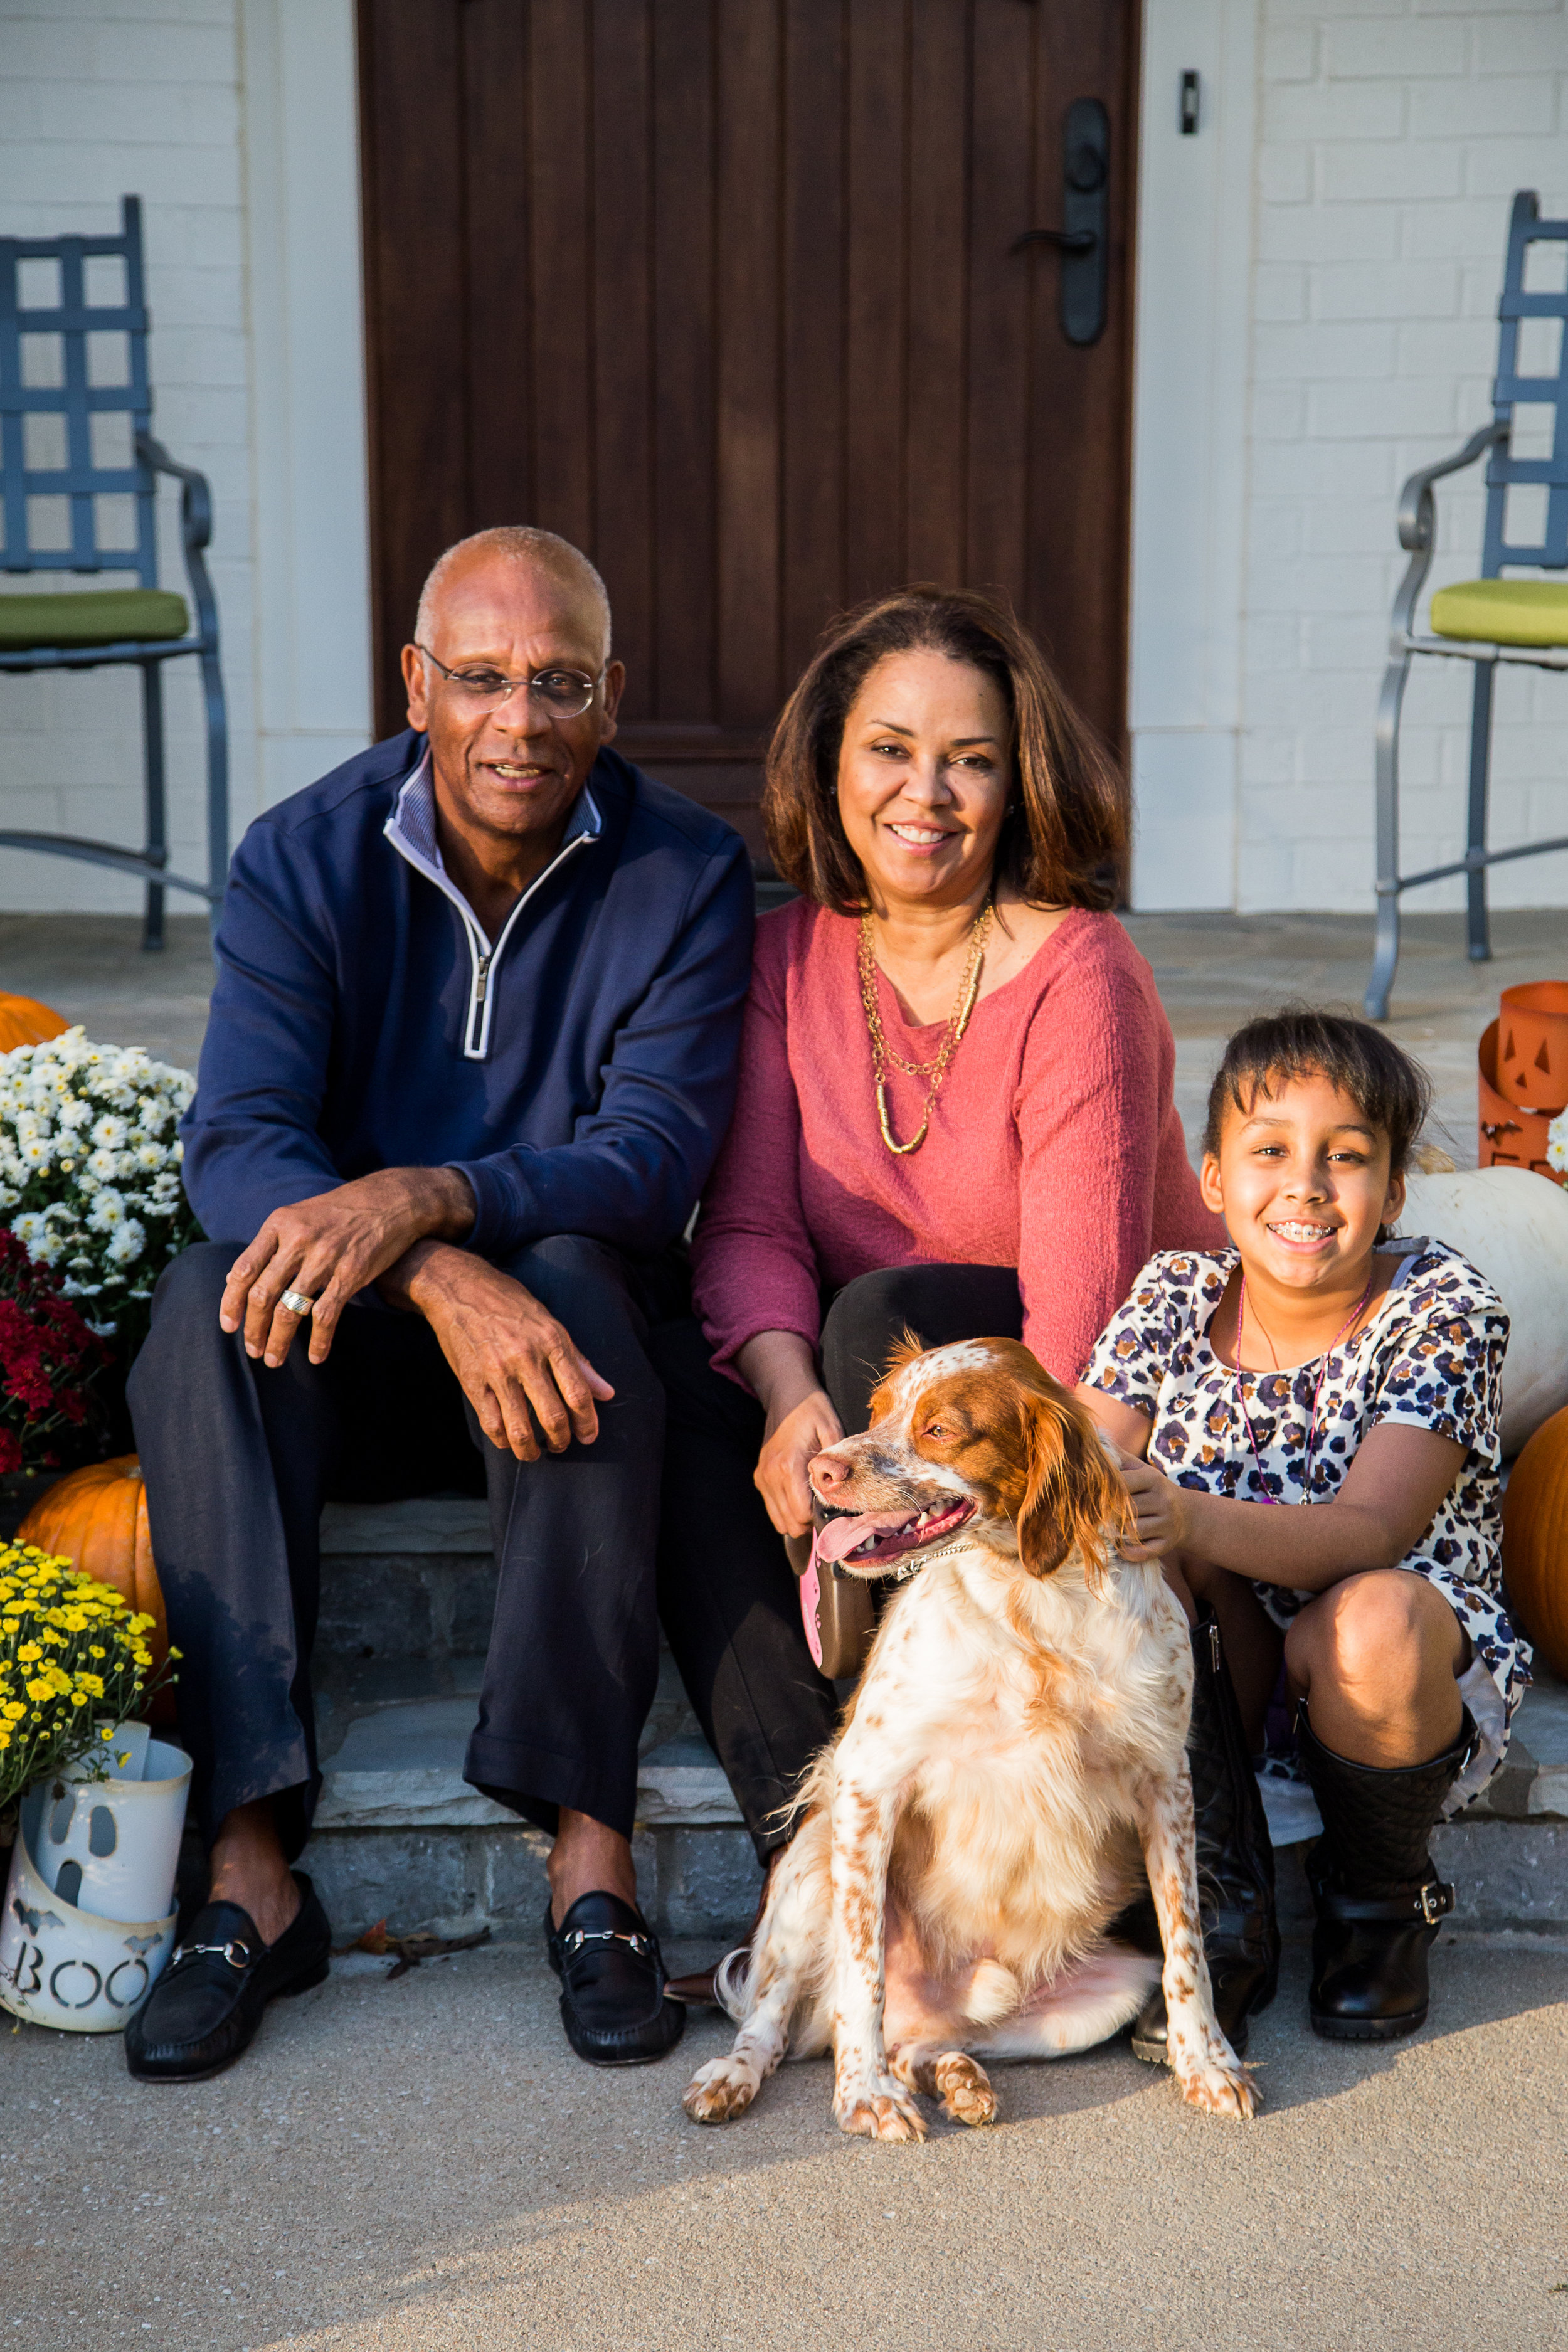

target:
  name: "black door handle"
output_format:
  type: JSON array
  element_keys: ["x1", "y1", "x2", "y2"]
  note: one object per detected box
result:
[
  {"x1": 1011, "y1": 97, "x2": 1110, "y2": 346},
  {"x1": 1010, "y1": 228, "x2": 1095, "y2": 254}
]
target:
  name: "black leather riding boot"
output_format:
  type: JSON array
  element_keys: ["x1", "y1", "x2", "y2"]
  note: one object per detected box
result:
[
  {"x1": 1300, "y1": 1700, "x2": 1475, "y2": 2042},
  {"x1": 1131, "y1": 1607, "x2": 1280, "y2": 2063}
]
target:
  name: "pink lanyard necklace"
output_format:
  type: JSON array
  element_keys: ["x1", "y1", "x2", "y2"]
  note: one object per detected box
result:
[{"x1": 1232, "y1": 1269, "x2": 1375, "y2": 1503}]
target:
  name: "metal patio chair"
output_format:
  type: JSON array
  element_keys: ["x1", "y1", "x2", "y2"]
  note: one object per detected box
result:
[
  {"x1": 1365, "y1": 190, "x2": 1568, "y2": 1021},
  {"x1": 0, "y1": 196, "x2": 227, "y2": 948}
]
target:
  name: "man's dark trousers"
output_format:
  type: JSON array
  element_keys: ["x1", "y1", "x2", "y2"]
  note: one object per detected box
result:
[{"x1": 129, "y1": 1234, "x2": 685, "y2": 1860}]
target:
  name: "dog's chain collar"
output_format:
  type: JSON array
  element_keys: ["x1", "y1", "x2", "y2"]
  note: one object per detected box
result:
[{"x1": 890, "y1": 1537, "x2": 973, "y2": 1581}]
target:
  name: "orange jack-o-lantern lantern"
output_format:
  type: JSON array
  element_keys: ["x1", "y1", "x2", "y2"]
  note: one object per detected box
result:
[
  {"x1": 1478, "y1": 1022, "x2": 1565, "y2": 1185},
  {"x1": 1496, "y1": 982, "x2": 1568, "y2": 1116},
  {"x1": 0, "y1": 993, "x2": 68, "y2": 1056}
]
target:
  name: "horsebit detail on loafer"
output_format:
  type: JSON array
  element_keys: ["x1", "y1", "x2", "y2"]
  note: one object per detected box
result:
[
  {"x1": 561, "y1": 1927, "x2": 654, "y2": 1961},
  {"x1": 170, "y1": 1940, "x2": 253, "y2": 1971}
]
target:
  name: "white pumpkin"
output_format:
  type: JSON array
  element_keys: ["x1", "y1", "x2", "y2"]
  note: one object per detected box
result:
[{"x1": 1398, "y1": 1166, "x2": 1568, "y2": 1458}]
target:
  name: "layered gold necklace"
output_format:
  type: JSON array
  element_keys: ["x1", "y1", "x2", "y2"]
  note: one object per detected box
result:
[{"x1": 857, "y1": 898, "x2": 994, "y2": 1155}]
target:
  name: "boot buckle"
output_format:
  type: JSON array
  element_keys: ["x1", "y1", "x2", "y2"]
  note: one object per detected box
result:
[{"x1": 1418, "y1": 1880, "x2": 1453, "y2": 1927}]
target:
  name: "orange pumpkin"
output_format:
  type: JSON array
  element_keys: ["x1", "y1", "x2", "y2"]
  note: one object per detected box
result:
[
  {"x1": 16, "y1": 1453, "x2": 169, "y2": 1682},
  {"x1": 0, "y1": 992, "x2": 68, "y2": 1056},
  {"x1": 1502, "y1": 1404, "x2": 1568, "y2": 1677}
]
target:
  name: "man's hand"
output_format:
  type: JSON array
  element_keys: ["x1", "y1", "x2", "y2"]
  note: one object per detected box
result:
[
  {"x1": 393, "y1": 1242, "x2": 614, "y2": 1459},
  {"x1": 735, "y1": 1330, "x2": 844, "y2": 1540},
  {"x1": 221, "y1": 1167, "x2": 476, "y2": 1368},
  {"x1": 1116, "y1": 1448, "x2": 1194, "y2": 1562}
]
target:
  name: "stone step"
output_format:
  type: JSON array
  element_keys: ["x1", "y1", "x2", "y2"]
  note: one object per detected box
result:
[
  {"x1": 298, "y1": 1497, "x2": 1568, "y2": 1941},
  {"x1": 304, "y1": 1497, "x2": 757, "y2": 1937}
]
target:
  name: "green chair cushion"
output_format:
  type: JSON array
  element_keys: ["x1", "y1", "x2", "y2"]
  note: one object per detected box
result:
[
  {"x1": 1429, "y1": 578, "x2": 1568, "y2": 649},
  {"x1": 0, "y1": 588, "x2": 189, "y2": 650}
]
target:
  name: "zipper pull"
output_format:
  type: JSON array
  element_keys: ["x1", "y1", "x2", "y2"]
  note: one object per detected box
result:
[
  {"x1": 474, "y1": 952, "x2": 491, "y2": 1006},
  {"x1": 1209, "y1": 1621, "x2": 1222, "y2": 1674}
]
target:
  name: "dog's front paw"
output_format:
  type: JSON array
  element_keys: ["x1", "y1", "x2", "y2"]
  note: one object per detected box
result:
[
  {"x1": 930, "y1": 2051, "x2": 997, "y2": 2127},
  {"x1": 1171, "y1": 2038, "x2": 1259, "y2": 2121},
  {"x1": 834, "y1": 2073, "x2": 928, "y2": 2143},
  {"x1": 682, "y1": 2055, "x2": 761, "y2": 2125}
]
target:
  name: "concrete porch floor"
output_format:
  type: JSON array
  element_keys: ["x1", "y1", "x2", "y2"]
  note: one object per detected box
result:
[
  {"x1": 1, "y1": 904, "x2": 1560, "y2": 1169},
  {"x1": 3, "y1": 901, "x2": 1565, "y2": 2350}
]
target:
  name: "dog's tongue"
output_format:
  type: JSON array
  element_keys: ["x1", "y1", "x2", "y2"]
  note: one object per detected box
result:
[{"x1": 814, "y1": 1509, "x2": 913, "y2": 1565}]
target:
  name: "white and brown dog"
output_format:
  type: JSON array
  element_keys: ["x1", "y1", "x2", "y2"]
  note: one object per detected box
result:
[{"x1": 682, "y1": 1336, "x2": 1258, "y2": 2140}]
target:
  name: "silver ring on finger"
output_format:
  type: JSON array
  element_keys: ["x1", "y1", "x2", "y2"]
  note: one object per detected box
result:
[{"x1": 279, "y1": 1288, "x2": 315, "y2": 1317}]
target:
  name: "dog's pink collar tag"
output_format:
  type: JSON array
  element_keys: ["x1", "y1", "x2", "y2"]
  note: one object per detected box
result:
[{"x1": 800, "y1": 1528, "x2": 825, "y2": 1671}]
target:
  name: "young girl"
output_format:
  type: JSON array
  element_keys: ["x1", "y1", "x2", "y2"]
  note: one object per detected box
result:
[{"x1": 1078, "y1": 1010, "x2": 1525, "y2": 2054}]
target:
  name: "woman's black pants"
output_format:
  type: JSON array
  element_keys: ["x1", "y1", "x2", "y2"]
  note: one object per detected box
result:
[{"x1": 652, "y1": 1261, "x2": 1024, "y2": 1860}]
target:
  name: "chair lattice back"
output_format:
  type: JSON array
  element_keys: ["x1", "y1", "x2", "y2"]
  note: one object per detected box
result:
[
  {"x1": 0, "y1": 195, "x2": 156, "y2": 585},
  {"x1": 1483, "y1": 191, "x2": 1568, "y2": 578}
]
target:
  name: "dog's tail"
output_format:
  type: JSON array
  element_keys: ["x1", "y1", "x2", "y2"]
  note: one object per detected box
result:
[{"x1": 712, "y1": 1944, "x2": 754, "y2": 2023}]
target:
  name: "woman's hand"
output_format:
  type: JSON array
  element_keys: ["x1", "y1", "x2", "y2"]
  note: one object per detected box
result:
[
  {"x1": 1116, "y1": 1448, "x2": 1194, "y2": 1562},
  {"x1": 755, "y1": 1389, "x2": 845, "y2": 1539},
  {"x1": 736, "y1": 1330, "x2": 844, "y2": 1540}
]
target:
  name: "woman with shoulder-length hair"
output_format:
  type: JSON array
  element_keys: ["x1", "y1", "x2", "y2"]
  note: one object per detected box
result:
[{"x1": 652, "y1": 585, "x2": 1226, "y2": 1977}]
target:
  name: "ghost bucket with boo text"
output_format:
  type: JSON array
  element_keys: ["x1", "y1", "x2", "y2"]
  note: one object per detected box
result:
[{"x1": 0, "y1": 1721, "x2": 191, "y2": 2033}]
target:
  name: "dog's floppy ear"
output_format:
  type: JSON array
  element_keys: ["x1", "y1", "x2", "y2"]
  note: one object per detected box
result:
[{"x1": 1015, "y1": 1387, "x2": 1131, "y2": 1583}]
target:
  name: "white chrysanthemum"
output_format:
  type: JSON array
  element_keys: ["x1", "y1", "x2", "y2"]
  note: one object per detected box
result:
[
  {"x1": 86, "y1": 1188, "x2": 126, "y2": 1231},
  {"x1": 131, "y1": 1142, "x2": 167, "y2": 1172},
  {"x1": 56, "y1": 1096, "x2": 91, "y2": 1133},
  {"x1": 85, "y1": 1147, "x2": 119, "y2": 1181},
  {"x1": 12, "y1": 1210, "x2": 45, "y2": 1248},
  {"x1": 28, "y1": 1230, "x2": 65, "y2": 1267},
  {"x1": 90, "y1": 1113, "x2": 130, "y2": 1150},
  {"x1": 18, "y1": 1135, "x2": 52, "y2": 1168},
  {"x1": 1549, "y1": 1111, "x2": 1568, "y2": 1177},
  {"x1": 105, "y1": 1218, "x2": 146, "y2": 1266}
]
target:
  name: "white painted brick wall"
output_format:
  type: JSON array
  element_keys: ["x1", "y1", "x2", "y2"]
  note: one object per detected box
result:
[
  {"x1": 1, "y1": 3, "x2": 1564, "y2": 925},
  {"x1": 1244, "y1": 0, "x2": 1568, "y2": 914},
  {"x1": 0, "y1": 0, "x2": 253, "y2": 918}
]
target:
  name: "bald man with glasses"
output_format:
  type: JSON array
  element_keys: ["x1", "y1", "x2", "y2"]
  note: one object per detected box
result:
[{"x1": 124, "y1": 527, "x2": 827, "y2": 2080}]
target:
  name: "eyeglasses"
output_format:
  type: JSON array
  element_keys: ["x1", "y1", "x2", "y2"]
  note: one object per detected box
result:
[{"x1": 416, "y1": 645, "x2": 604, "y2": 718}]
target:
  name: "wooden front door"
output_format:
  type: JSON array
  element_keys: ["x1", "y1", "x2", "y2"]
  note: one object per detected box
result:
[{"x1": 358, "y1": 0, "x2": 1139, "y2": 857}]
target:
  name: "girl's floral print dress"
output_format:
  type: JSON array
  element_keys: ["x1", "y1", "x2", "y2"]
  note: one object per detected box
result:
[{"x1": 1083, "y1": 1238, "x2": 1528, "y2": 1812}]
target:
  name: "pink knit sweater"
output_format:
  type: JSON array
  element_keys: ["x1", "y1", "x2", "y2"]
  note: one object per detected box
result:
[{"x1": 691, "y1": 900, "x2": 1224, "y2": 1389}]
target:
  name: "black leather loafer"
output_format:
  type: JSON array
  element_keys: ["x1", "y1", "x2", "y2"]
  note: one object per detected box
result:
[
  {"x1": 545, "y1": 1890, "x2": 686, "y2": 2066},
  {"x1": 124, "y1": 1873, "x2": 331, "y2": 2082}
]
